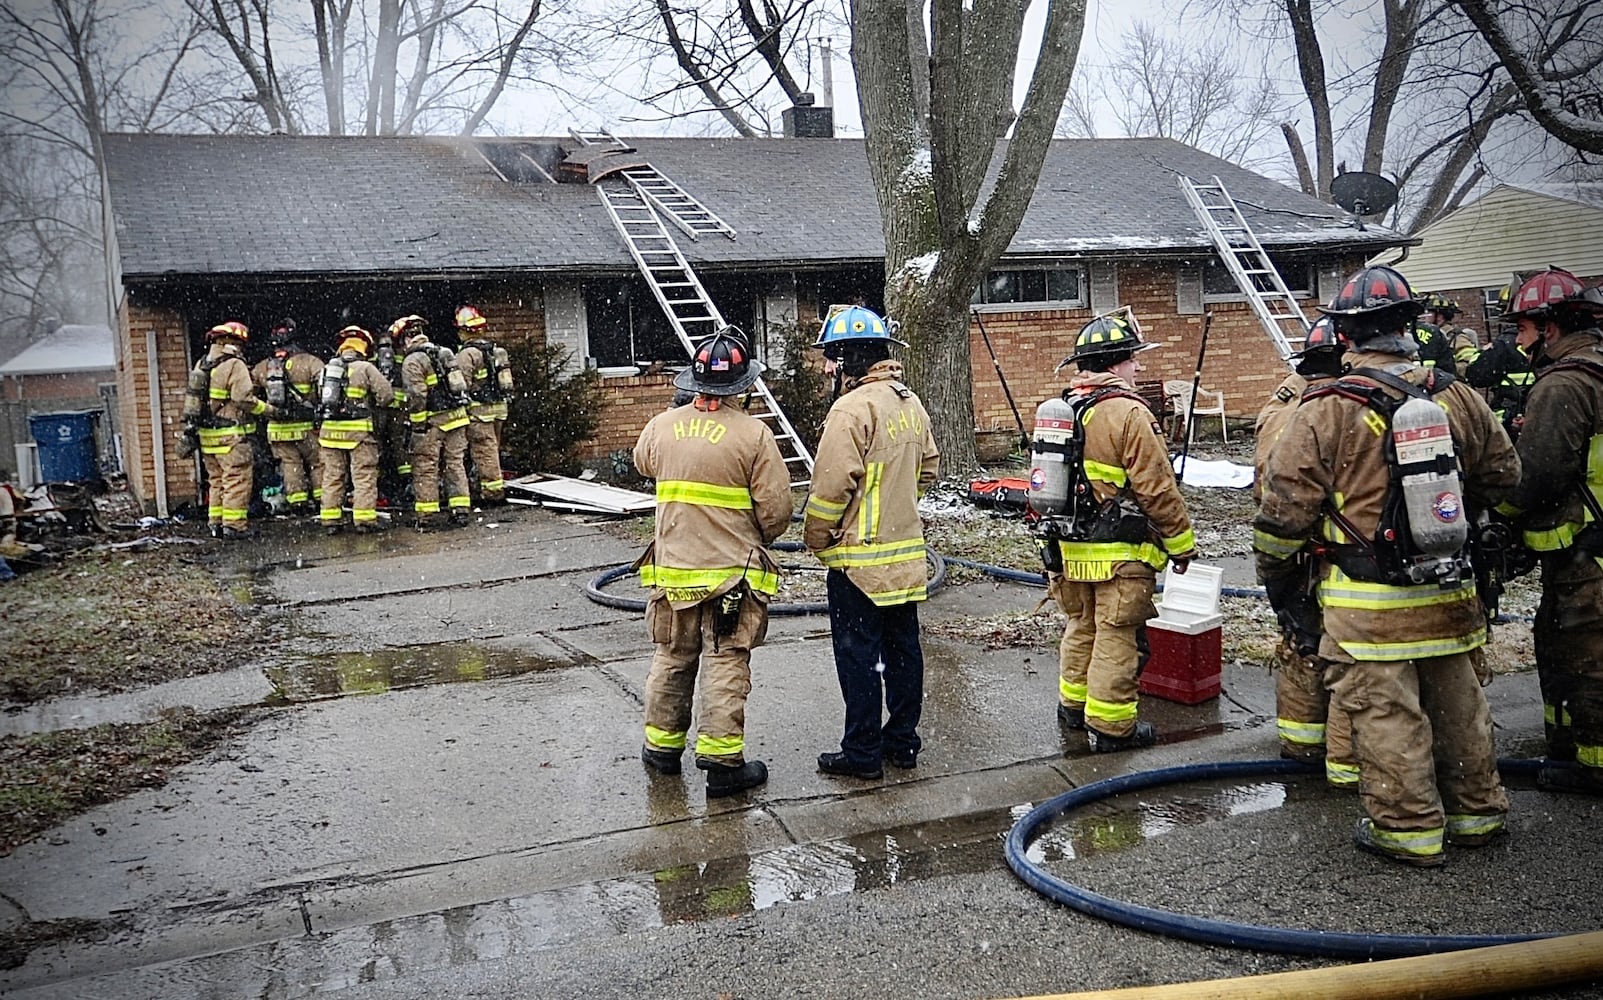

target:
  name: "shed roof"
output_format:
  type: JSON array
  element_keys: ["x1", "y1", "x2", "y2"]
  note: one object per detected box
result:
[
  {"x1": 0, "y1": 325, "x2": 116, "y2": 376},
  {"x1": 102, "y1": 133, "x2": 1404, "y2": 281}
]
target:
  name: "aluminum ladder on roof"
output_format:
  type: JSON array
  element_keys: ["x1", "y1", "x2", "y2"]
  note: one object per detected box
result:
[
  {"x1": 1178, "y1": 174, "x2": 1311, "y2": 361},
  {"x1": 570, "y1": 128, "x2": 737, "y2": 242},
  {"x1": 587, "y1": 148, "x2": 815, "y2": 486}
]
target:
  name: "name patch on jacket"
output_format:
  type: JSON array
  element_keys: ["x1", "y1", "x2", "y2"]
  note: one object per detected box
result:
[
  {"x1": 673, "y1": 417, "x2": 728, "y2": 443},
  {"x1": 885, "y1": 406, "x2": 923, "y2": 441}
]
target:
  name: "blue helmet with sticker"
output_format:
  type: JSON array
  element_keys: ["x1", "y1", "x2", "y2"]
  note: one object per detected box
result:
[{"x1": 812, "y1": 305, "x2": 906, "y2": 358}]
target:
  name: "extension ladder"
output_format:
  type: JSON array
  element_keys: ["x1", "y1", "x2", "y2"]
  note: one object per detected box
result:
[
  {"x1": 1178, "y1": 175, "x2": 1311, "y2": 361},
  {"x1": 569, "y1": 128, "x2": 736, "y2": 242},
  {"x1": 580, "y1": 132, "x2": 815, "y2": 484}
]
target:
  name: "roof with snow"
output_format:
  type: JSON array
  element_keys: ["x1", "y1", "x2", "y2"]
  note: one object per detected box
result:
[
  {"x1": 0, "y1": 325, "x2": 116, "y2": 376},
  {"x1": 102, "y1": 133, "x2": 1407, "y2": 280},
  {"x1": 1503, "y1": 180, "x2": 1603, "y2": 211}
]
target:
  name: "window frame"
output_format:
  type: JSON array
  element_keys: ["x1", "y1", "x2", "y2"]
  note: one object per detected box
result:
[
  {"x1": 1201, "y1": 255, "x2": 1315, "y2": 302},
  {"x1": 970, "y1": 263, "x2": 1088, "y2": 313}
]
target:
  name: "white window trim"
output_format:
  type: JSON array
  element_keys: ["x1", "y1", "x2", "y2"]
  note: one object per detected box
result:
[{"x1": 971, "y1": 263, "x2": 1089, "y2": 313}]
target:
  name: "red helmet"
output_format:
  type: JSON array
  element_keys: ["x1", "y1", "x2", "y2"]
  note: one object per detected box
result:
[
  {"x1": 1504, "y1": 267, "x2": 1593, "y2": 320},
  {"x1": 454, "y1": 305, "x2": 486, "y2": 329},
  {"x1": 206, "y1": 321, "x2": 250, "y2": 343},
  {"x1": 388, "y1": 314, "x2": 427, "y2": 339},
  {"x1": 336, "y1": 325, "x2": 375, "y2": 356}
]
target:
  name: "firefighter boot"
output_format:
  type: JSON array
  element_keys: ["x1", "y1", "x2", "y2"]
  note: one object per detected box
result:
[
  {"x1": 1086, "y1": 721, "x2": 1157, "y2": 753},
  {"x1": 1536, "y1": 764, "x2": 1603, "y2": 796},
  {"x1": 701, "y1": 758, "x2": 768, "y2": 798},
  {"x1": 1352, "y1": 818, "x2": 1445, "y2": 868},
  {"x1": 1056, "y1": 703, "x2": 1086, "y2": 730},
  {"x1": 640, "y1": 744, "x2": 683, "y2": 776}
]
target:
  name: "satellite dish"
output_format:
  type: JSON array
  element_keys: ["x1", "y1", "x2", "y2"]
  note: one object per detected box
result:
[{"x1": 1330, "y1": 171, "x2": 1398, "y2": 218}]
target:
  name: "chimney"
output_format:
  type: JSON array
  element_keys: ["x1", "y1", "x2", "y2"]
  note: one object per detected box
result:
[{"x1": 782, "y1": 93, "x2": 834, "y2": 139}]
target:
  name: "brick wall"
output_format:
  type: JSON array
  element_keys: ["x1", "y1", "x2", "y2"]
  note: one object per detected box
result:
[
  {"x1": 472, "y1": 288, "x2": 545, "y2": 350},
  {"x1": 117, "y1": 300, "x2": 192, "y2": 513}
]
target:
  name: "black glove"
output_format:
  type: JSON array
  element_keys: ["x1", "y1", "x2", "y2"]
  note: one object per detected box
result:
[{"x1": 1263, "y1": 570, "x2": 1320, "y2": 658}]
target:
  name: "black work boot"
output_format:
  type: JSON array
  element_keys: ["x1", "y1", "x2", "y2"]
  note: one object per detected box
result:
[
  {"x1": 816, "y1": 751, "x2": 883, "y2": 780},
  {"x1": 1056, "y1": 704, "x2": 1085, "y2": 730},
  {"x1": 1353, "y1": 818, "x2": 1445, "y2": 868},
  {"x1": 640, "y1": 744, "x2": 683, "y2": 776},
  {"x1": 1086, "y1": 721, "x2": 1158, "y2": 754},
  {"x1": 449, "y1": 510, "x2": 470, "y2": 528},
  {"x1": 1537, "y1": 764, "x2": 1603, "y2": 796},
  {"x1": 701, "y1": 758, "x2": 767, "y2": 798}
]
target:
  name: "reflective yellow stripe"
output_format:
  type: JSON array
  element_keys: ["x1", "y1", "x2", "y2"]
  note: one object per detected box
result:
[
  {"x1": 1318, "y1": 568, "x2": 1479, "y2": 611},
  {"x1": 197, "y1": 422, "x2": 255, "y2": 448},
  {"x1": 1446, "y1": 813, "x2": 1504, "y2": 838},
  {"x1": 1545, "y1": 702, "x2": 1571, "y2": 727},
  {"x1": 805, "y1": 495, "x2": 847, "y2": 520},
  {"x1": 695, "y1": 733, "x2": 744, "y2": 757},
  {"x1": 1163, "y1": 528, "x2": 1195, "y2": 554},
  {"x1": 347, "y1": 386, "x2": 368, "y2": 398},
  {"x1": 1326, "y1": 760, "x2": 1360, "y2": 785},
  {"x1": 1370, "y1": 825, "x2": 1443, "y2": 855},
  {"x1": 1338, "y1": 629, "x2": 1486, "y2": 661},
  {"x1": 440, "y1": 409, "x2": 469, "y2": 431},
  {"x1": 448, "y1": 495, "x2": 471, "y2": 509},
  {"x1": 863, "y1": 583, "x2": 927, "y2": 606},
  {"x1": 1253, "y1": 529, "x2": 1305, "y2": 560},
  {"x1": 1579, "y1": 745, "x2": 1603, "y2": 767},
  {"x1": 1056, "y1": 539, "x2": 1167, "y2": 577},
  {"x1": 320, "y1": 508, "x2": 343, "y2": 522},
  {"x1": 1059, "y1": 679, "x2": 1087, "y2": 704},
  {"x1": 639, "y1": 564, "x2": 781, "y2": 596},
  {"x1": 858, "y1": 462, "x2": 884, "y2": 541},
  {"x1": 1526, "y1": 435, "x2": 1603, "y2": 551},
  {"x1": 1278, "y1": 719, "x2": 1326, "y2": 746},
  {"x1": 815, "y1": 538, "x2": 926, "y2": 569},
  {"x1": 1525, "y1": 521, "x2": 1580, "y2": 551},
  {"x1": 415, "y1": 501, "x2": 441, "y2": 513},
  {"x1": 645, "y1": 725, "x2": 687, "y2": 750},
  {"x1": 1085, "y1": 695, "x2": 1139, "y2": 724},
  {"x1": 267, "y1": 421, "x2": 314, "y2": 442},
  {"x1": 1083, "y1": 459, "x2": 1127, "y2": 487},
  {"x1": 656, "y1": 480, "x2": 754, "y2": 510}
]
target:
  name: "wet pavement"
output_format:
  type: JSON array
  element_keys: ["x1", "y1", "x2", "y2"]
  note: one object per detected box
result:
[{"x1": 2, "y1": 508, "x2": 1599, "y2": 999}]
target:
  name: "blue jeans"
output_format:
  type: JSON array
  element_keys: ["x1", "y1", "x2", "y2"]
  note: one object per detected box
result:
[{"x1": 827, "y1": 569, "x2": 925, "y2": 766}]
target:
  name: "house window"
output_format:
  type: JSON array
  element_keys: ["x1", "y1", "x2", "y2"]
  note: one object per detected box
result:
[
  {"x1": 583, "y1": 279, "x2": 683, "y2": 372},
  {"x1": 970, "y1": 266, "x2": 1085, "y2": 310},
  {"x1": 1202, "y1": 255, "x2": 1313, "y2": 300}
]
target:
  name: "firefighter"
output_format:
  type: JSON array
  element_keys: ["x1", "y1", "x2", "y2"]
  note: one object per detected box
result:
[
  {"x1": 400, "y1": 318, "x2": 472, "y2": 528},
  {"x1": 1423, "y1": 292, "x2": 1482, "y2": 377},
  {"x1": 1255, "y1": 265, "x2": 1519, "y2": 867},
  {"x1": 249, "y1": 317, "x2": 324, "y2": 516},
  {"x1": 316, "y1": 326, "x2": 394, "y2": 534},
  {"x1": 375, "y1": 319, "x2": 415, "y2": 507},
  {"x1": 633, "y1": 328, "x2": 791, "y2": 797},
  {"x1": 1042, "y1": 309, "x2": 1194, "y2": 753},
  {"x1": 191, "y1": 321, "x2": 275, "y2": 540},
  {"x1": 1252, "y1": 316, "x2": 1358, "y2": 788},
  {"x1": 1410, "y1": 319, "x2": 1457, "y2": 371},
  {"x1": 804, "y1": 305, "x2": 940, "y2": 779},
  {"x1": 1496, "y1": 267, "x2": 1603, "y2": 796},
  {"x1": 1465, "y1": 284, "x2": 1535, "y2": 440},
  {"x1": 453, "y1": 304, "x2": 511, "y2": 507}
]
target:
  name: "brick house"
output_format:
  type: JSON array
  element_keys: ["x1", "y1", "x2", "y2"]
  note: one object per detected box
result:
[
  {"x1": 100, "y1": 132, "x2": 1407, "y2": 515},
  {"x1": 1387, "y1": 182, "x2": 1603, "y2": 339},
  {"x1": 0, "y1": 324, "x2": 118, "y2": 481}
]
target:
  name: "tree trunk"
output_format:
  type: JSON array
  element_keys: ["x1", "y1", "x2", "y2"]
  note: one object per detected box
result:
[
  {"x1": 1280, "y1": 121, "x2": 1316, "y2": 196},
  {"x1": 312, "y1": 0, "x2": 342, "y2": 133},
  {"x1": 1360, "y1": 0, "x2": 1419, "y2": 174},
  {"x1": 1283, "y1": 0, "x2": 1332, "y2": 198},
  {"x1": 367, "y1": 0, "x2": 401, "y2": 135}
]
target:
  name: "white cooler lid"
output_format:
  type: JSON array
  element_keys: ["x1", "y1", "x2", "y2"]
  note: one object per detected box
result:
[{"x1": 1157, "y1": 562, "x2": 1223, "y2": 617}]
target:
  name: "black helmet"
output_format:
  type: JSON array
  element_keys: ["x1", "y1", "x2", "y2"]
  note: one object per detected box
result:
[
  {"x1": 1058, "y1": 308, "x2": 1157, "y2": 371},
  {"x1": 1318, "y1": 265, "x2": 1422, "y2": 318},
  {"x1": 269, "y1": 317, "x2": 297, "y2": 345},
  {"x1": 673, "y1": 326, "x2": 763, "y2": 397},
  {"x1": 1421, "y1": 292, "x2": 1460, "y2": 318},
  {"x1": 1292, "y1": 315, "x2": 1345, "y2": 357}
]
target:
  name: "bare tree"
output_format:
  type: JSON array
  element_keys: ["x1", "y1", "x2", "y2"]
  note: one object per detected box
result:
[
  {"x1": 1058, "y1": 20, "x2": 1287, "y2": 169},
  {"x1": 1452, "y1": 0, "x2": 1603, "y2": 155},
  {"x1": 853, "y1": 0, "x2": 1086, "y2": 469}
]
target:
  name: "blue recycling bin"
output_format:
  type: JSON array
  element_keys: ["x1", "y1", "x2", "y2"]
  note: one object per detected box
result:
[{"x1": 29, "y1": 410, "x2": 102, "y2": 483}]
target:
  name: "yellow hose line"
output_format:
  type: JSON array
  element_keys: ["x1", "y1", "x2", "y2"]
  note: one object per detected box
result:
[{"x1": 1007, "y1": 929, "x2": 1603, "y2": 1000}]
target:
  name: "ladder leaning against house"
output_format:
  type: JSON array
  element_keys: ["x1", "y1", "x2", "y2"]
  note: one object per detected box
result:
[
  {"x1": 1178, "y1": 174, "x2": 1312, "y2": 362},
  {"x1": 570, "y1": 128, "x2": 815, "y2": 486}
]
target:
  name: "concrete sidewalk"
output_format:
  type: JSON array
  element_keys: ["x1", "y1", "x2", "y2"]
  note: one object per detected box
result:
[{"x1": 0, "y1": 509, "x2": 1562, "y2": 994}]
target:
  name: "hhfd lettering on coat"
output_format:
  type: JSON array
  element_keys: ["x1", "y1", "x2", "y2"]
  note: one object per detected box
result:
[
  {"x1": 673, "y1": 418, "x2": 728, "y2": 444},
  {"x1": 884, "y1": 407, "x2": 923, "y2": 441}
]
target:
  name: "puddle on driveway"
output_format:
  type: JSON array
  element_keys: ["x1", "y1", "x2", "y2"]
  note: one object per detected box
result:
[
  {"x1": 265, "y1": 644, "x2": 570, "y2": 702},
  {"x1": 1022, "y1": 778, "x2": 1294, "y2": 864}
]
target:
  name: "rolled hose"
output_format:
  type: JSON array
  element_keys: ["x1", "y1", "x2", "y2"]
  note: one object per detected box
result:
[
  {"x1": 584, "y1": 540, "x2": 947, "y2": 615},
  {"x1": 1005, "y1": 756, "x2": 1553, "y2": 959}
]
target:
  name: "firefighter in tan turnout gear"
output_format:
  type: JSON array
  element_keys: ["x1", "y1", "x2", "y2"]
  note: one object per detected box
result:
[
  {"x1": 1252, "y1": 316, "x2": 1359, "y2": 788},
  {"x1": 1030, "y1": 309, "x2": 1194, "y2": 754},
  {"x1": 318, "y1": 326, "x2": 395, "y2": 534},
  {"x1": 633, "y1": 328, "x2": 791, "y2": 798},
  {"x1": 1497, "y1": 267, "x2": 1603, "y2": 796},
  {"x1": 1255, "y1": 265, "x2": 1519, "y2": 867},
  {"x1": 185, "y1": 321, "x2": 275, "y2": 540},
  {"x1": 399, "y1": 317, "x2": 472, "y2": 528},
  {"x1": 250, "y1": 317, "x2": 323, "y2": 516},
  {"x1": 453, "y1": 304, "x2": 511, "y2": 507},
  {"x1": 804, "y1": 306, "x2": 940, "y2": 780}
]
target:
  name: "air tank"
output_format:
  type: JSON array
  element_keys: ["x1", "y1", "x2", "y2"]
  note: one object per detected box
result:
[
  {"x1": 320, "y1": 356, "x2": 348, "y2": 410},
  {"x1": 1029, "y1": 396, "x2": 1077, "y2": 516},
  {"x1": 1393, "y1": 395, "x2": 1467, "y2": 557}
]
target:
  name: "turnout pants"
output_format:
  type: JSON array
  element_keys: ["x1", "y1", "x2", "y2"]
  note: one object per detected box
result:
[
  {"x1": 1536, "y1": 551, "x2": 1603, "y2": 772},
  {"x1": 826, "y1": 569, "x2": 925, "y2": 767},
  {"x1": 373, "y1": 407, "x2": 411, "y2": 502},
  {"x1": 269, "y1": 436, "x2": 322, "y2": 507},
  {"x1": 409, "y1": 422, "x2": 470, "y2": 519},
  {"x1": 320, "y1": 438, "x2": 381, "y2": 526},
  {"x1": 1325, "y1": 646, "x2": 1508, "y2": 849},
  {"x1": 202, "y1": 440, "x2": 254, "y2": 530},
  {"x1": 642, "y1": 591, "x2": 768, "y2": 765},
  {"x1": 1274, "y1": 639, "x2": 1359, "y2": 787},
  {"x1": 466, "y1": 417, "x2": 505, "y2": 501},
  {"x1": 1055, "y1": 564, "x2": 1154, "y2": 738}
]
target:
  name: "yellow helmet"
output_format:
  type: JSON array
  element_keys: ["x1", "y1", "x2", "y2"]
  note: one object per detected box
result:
[
  {"x1": 454, "y1": 304, "x2": 486, "y2": 329},
  {"x1": 336, "y1": 325, "x2": 374, "y2": 356},
  {"x1": 206, "y1": 320, "x2": 250, "y2": 343}
]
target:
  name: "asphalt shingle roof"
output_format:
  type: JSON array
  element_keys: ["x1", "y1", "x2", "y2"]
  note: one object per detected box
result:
[
  {"x1": 102, "y1": 133, "x2": 1403, "y2": 280},
  {"x1": 0, "y1": 325, "x2": 116, "y2": 376}
]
